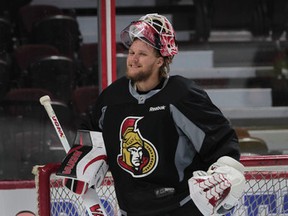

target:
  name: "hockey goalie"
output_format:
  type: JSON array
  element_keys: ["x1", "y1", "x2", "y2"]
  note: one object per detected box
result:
[
  {"x1": 56, "y1": 130, "x2": 109, "y2": 195},
  {"x1": 188, "y1": 156, "x2": 245, "y2": 215}
]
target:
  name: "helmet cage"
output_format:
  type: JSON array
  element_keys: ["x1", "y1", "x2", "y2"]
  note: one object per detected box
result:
[
  {"x1": 120, "y1": 14, "x2": 178, "y2": 57},
  {"x1": 121, "y1": 21, "x2": 160, "y2": 49}
]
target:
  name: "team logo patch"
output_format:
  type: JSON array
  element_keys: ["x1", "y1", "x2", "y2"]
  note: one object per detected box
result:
[{"x1": 117, "y1": 117, "x2": 158, "y2": 177}]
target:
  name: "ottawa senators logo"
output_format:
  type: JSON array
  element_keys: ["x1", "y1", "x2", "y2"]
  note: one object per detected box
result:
[{"x1": 117, "y1": 117, "x2": 158, "y2": 177}]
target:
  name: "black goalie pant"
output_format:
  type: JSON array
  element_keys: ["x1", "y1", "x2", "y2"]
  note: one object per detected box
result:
[
  {"x1": 121, "y1": 200, "x2": 203, "y2": 216},
  {"x1": 159, "y1": 200, "x2": 203, "y2": 216}
]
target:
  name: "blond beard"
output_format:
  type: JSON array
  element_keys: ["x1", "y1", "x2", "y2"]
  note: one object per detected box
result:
[{"x1": 126, "y1": 67, "x2": 154, "y2": 83}]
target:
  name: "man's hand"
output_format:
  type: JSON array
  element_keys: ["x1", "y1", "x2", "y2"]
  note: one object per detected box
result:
[
  {"x1": 56, "y1": 131, "x2": 109, "y2": 195},
  {"x1": 188, "y1": 156, "x2": 245, "y2": 215}
]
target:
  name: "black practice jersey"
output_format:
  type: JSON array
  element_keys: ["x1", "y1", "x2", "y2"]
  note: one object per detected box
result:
[{"x1": 80, "y1": 75, "x2": 240, "y2": 216}]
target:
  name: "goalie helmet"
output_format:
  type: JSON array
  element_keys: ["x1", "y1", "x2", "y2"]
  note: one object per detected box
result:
[{"x1": 120, "y1": 13, "x2": 178, "y2": 57}]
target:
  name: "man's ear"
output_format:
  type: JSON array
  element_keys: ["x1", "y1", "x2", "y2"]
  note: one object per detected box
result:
[{"x1": 157, "y1": 57, "x2": 164, "y2": 66}]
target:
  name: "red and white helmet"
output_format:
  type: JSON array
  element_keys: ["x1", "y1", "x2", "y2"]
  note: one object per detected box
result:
[{"x1": 120, "y1": 13, "x2": 178, "y2": 57}]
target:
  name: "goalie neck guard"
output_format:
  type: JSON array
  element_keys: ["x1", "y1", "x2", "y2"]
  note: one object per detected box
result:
[{"x1": 120, "y1": 13, "x2": 178, "y2": 57}]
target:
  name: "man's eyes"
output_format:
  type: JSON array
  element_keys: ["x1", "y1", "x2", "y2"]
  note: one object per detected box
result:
[{"x1": 128, "y1": 51, "x2": 147, "y2": 56}]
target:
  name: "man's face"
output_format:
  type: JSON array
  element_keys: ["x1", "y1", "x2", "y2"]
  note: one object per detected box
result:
[{"x1": 126, "y1": 39, "x2": 163, "y2": 83}]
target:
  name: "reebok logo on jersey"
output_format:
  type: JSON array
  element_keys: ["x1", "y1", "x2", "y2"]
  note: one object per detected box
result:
[{"x1": 149, "y1": 105, "x2": 166, "y2": 112}]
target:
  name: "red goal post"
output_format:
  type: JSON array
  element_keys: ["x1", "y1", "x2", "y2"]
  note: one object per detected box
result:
[{"x1": 33, "y1": 155, "x2": 288, "y2": 216}]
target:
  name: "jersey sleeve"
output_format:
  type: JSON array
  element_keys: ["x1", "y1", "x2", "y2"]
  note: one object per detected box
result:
[{"x1": 171, "y1": 83, "x2": 240, "y2": 166}]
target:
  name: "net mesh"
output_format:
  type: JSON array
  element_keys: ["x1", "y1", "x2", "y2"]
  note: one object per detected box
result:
[
  {"x1": 34, "y1": 156, "x2": 288, "y2": 216},
  {"x1": 233, "y1": 170, "x2": 288, "y2": 215},
  {"x1": 49, "y1": 173, "x2": 118, "y2": 216}
]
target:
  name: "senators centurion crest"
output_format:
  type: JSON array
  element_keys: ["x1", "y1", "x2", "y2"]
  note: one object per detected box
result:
[{"x1": 117, "y1": 116, "x2": 158, "y2": 177}]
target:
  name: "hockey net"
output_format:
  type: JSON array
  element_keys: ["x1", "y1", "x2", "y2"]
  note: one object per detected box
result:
[{"x1": 33, "y1": 155, "x2": 288, "y2": 216}]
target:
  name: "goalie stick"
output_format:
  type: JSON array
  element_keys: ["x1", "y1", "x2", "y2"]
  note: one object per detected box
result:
[
  {"x1": 39, "y1": 95, "x2": 108, "y2": 216},
  {"x1": 39, "y1": 96, "x2": 70, "y2": 153}
]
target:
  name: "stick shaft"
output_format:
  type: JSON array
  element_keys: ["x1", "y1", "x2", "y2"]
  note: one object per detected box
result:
[{"x1": 40, "y1": 96, "x2": 70, "y2": 153}]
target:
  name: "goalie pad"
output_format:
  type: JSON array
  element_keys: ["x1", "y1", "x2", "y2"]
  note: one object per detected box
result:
[
  {"x1": 57, "y1": 130, "x2": 109, "y2": 195},
  {"x1": 188, "y1": 156, "x2": 245, "y2": 215}
]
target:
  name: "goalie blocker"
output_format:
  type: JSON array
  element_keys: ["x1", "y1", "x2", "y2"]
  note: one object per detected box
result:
[
  {"x1": 188, "y1": 156, "x2": 245, "y2": 215},
  {"x1": 56, "y1": 130, "x2": 109, "y2": 195}
]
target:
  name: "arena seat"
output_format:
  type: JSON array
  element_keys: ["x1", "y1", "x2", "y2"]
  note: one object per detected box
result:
[
  {"x1": 0, "y1": 17, "x2": 14, "y2": 53},
  {"x1": 28, "y1": 55, "x2": 77, "y2": 103},
  {"x1": 18, "y1": 4, "x2": 63, "y2": 40},
  {"x1": 31, "y1": 15, "x2": 82, "y2": 58},
  {"x1": 72, "y1": 85, "x2": 99, "y2": 115},
  {"x1": 0, "y1": 59, "x2": 10, "y2": 100},
  {"x1": 235, "y1": 127, "x2": 269, "y2": 155},
  {"x1": 77, "y1": 43, "x2": 98, "y2": 85},
  {"x1": 12, "y1": 44, "x2": 60, "y2": 85}
]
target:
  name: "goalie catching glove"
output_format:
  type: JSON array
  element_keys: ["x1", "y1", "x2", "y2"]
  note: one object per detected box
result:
[
  {"x1": 56, "y1": 130, "x2": 109, "y2": 195},
  {"x1": 188, "y1": 156, "x2": 245, "y2": 215}
]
